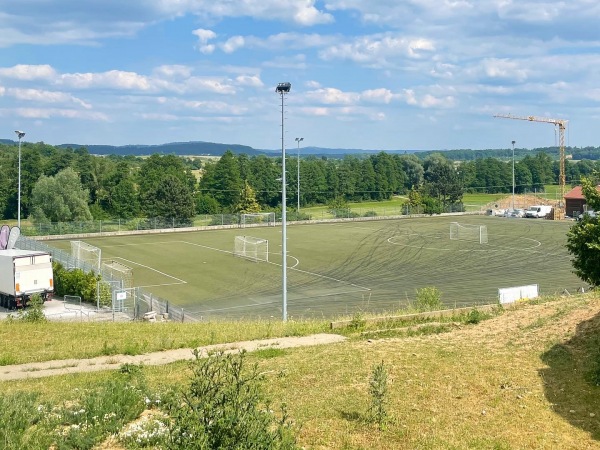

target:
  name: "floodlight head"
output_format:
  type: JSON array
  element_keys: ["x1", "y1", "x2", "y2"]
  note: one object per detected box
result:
[
  {"x1": 276, "y1": 82, "x2": 291, "y2": 93},
  {"x1": 511, "y1": 140, "x2": 516, "y2": 145},
  {"x1": 295, "y1": 137, "x2": 304, "y2": 143},
  {"x1": 15, "y1": 130, "x2": 25, "y2": 139}
]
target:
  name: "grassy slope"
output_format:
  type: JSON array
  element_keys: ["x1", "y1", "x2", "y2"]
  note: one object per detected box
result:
[{"x1": 1, "y1": 294, "x2": 599, "y2": 449}]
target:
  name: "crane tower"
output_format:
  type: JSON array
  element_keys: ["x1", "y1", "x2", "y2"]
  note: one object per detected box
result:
[{"x1": 493, "y1": 113, "x2": 568, "y2": 206}]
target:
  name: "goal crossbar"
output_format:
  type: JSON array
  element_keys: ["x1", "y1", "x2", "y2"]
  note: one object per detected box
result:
[
  {"x1": 70, "y1": 240, "x2": 102, "y2": 271},
  {"x1": 449, "y1": 222, "x2": 488, "y2": 244},
  {"x1": 241, "y1": 212, "x2": 276, "y2": 228},
  {"x1": 234, "y1": 235, "x2": 269, "y2": 262}
]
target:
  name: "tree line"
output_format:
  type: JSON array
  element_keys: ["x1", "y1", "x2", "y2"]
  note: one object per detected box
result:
[{"x1": 1, "y1": 142, "x2": 599, "y2": 223}]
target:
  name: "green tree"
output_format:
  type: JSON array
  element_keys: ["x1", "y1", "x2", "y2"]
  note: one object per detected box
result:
[
  {"x1": 247, "y1": 155, "x2": 280, "y2": 207},
  {"x1": 29, "y1": 167, "x2": 92, "y2": 223},
  {"x1": 199, "y1": 150, "x2": 243, "y2": 210},
  {"x1": 235, "y1": 180, "x2": 261, "y2": 213},
  {"x1": 138, "y1": 154, "x2": 196, "y2": 218},
  {"x1": 144, "y1": 175, "x2": 195, "y2": 220},
  {"x1": 566, "y1": 173, "x2": 600, "y2": 286},
  {"x1": 398, "y1": 154, "x2": 424, "y2": 191},
  {"x1": 423, "y1": 154, "x2": 463, "y2": 208}
]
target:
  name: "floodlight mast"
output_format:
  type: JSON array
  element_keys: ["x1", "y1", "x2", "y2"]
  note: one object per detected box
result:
[
  {"x1": 295, "y1": 137, "x2": 304, "y2": 212},
  {"x1": 276, "y1": 82, "x2": 291, "y2": 321},
  {"x1": 14, "y1": 131, "x2": 25, "y2": 228},
  {"x1": 511, "y1": 140, "x2": 516, "y2": 211}
]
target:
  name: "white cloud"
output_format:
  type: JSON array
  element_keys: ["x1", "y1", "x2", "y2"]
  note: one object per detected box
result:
[
  {"x1": 152, "y1": 65, "x2": 192, "y2": 78},
  {"x1": 8, "y1": 88, "x2": 92, "y2": 109},
  {"x1": 360, "y1": 89, "x2": 396, "y2": 104},
  {"x1": 193, "y1": 29, "x2": 217, "y2": 54},
  {"x1": 10, "y1": 107, "x2": 108, "y2": 121},
  {"x1": 0, "y1": 64, "x2": 57, "y2": 80},
  {"x1": 306, "y1": 88, "x2": 359, "y2": 105},
  {"x1": 482, "y1": 59, "x2": 530, "y2": 82},
  {"x1": 235, "y1": 75, "x2": 264, "y2": 88},
  {"x1": 221, "y1": 36, "x2": 246, "y2": 53},
  {"x1": 319, "y1": 34, "x2": 435, "y2": 67},
  {"x1": 60, "y1": 70, "x2": 153, "y2": 90}
]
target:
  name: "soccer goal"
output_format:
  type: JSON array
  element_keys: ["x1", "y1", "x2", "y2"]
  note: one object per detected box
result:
[
  {"x1": 240, "y1": 212, "x2": 276, "y2": 228},
  {"x1": 234, "y1": 236, "x2": 269, "y2": 262},
  {"x1": 71, "y1": 240, "x2": 102, "y2": 271},
  {"x1": 102, "y1": 260, "x2": 134, "y2": 289},
  {"x1": 449, "y1": 222, "x2": 488, "y2": 244}
]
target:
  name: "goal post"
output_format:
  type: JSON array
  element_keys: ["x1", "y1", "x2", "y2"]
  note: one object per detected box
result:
[
  {"x1": 102, "y1": 260, "x2": 134, "y2": 289},
  {"x1": 70, "y1": 240, "x2": 102, "y2": 271},
  {"x1": 240, "y1": 212, "x2": 276, "y2": 228},
  {"x1": 234, "y1": 236, "x2": 269, "y2": 262},
  {"x1": 449, "y1": 222, "x2": 488, "y2": 244}
]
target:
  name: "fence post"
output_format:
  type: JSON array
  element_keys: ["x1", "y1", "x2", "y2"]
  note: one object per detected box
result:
[{"x1": 181, "y1": 308, "x2": 184, "y2": 323}]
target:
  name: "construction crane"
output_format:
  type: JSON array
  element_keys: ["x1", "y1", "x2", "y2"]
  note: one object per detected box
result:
[{"x1": 493, "y1": 113, "x2": 568, "y2": 205}]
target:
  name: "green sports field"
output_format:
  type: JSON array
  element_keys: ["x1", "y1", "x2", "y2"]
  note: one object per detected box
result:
[{"x1": 48, "y1": 215, "x2": 582, "y2": 320}]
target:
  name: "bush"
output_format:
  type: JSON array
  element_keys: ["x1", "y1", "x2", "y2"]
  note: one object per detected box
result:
[
  {"x1": 52, "y1": 262, "x2": 109, "y2": 306},
  {"x1": 164, "y1": 350, "x2": 298, "y2": 449},
  {"x1": 16, "y1": 293, "x2": 47, "y2": 323},
  {"x1": 364, "y1": 210, "x2": 378, "y2": 217},
  {"x1": 415, "y1": 287, "x2": 443, "y2": 312},
  {"x1": 368, "y1": 361, "x2": 389, "y2": 430}
]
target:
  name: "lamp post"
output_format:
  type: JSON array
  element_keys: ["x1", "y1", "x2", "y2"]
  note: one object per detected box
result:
[
  {"x1": 14, "y1": 131, "x2": 25, "y2": 228},
  {"x1": 511, "y1": 140, "x2": 516, "y2": 211},
  {"x1": 276, "y1": 82, "x2": 291, "y2": 322},
  {"x1": 295, "y1": 137, "x2": 303, "y2": 212}
]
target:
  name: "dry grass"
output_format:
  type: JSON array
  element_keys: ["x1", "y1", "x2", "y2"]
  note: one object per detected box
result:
[{"x1": 1, "y1": 294, "x2": 600, "y2": 449}]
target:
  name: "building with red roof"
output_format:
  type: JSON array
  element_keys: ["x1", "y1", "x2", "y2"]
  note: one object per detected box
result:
[{"x1": 564, "y1": 185, "x2": 600, "y2": 217}]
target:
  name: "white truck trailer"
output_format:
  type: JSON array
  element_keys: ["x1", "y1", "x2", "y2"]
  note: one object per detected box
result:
[{"x1": 0, "y1": 249, "x2": 54, "y2": 310}]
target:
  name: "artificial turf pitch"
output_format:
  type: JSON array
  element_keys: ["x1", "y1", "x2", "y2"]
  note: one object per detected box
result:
[{"x1": 48, "y1": 215, "x2": 582, "y2": 320}]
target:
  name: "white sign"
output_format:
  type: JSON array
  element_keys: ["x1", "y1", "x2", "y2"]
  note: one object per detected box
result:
[
  {"x1": 498, "y1": 284, "x2": 539, "y2": 304},
  {"x1": 116, "y1": 292, "x2": 127, "y2": 301}
]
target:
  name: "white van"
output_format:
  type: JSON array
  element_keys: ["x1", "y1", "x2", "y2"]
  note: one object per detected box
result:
[{"x1": 525, "y1": 205, "x2": 552, "y2": 218}]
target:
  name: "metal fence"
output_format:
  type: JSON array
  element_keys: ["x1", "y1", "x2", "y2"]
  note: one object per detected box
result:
[
  {"x1": 18, "y1": 205, "x2": 466, "y2": 237},
  {"x1": 15, "y1": 235, "x2": 201, "y2": 322}
]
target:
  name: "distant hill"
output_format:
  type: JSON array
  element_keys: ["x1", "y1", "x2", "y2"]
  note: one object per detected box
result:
[
  {"x1": 3, "y1": 137, "x2": 599, "y2": 160},
  {"x1": 57, "y1": 141, "x2": 263, "y2": 157}
]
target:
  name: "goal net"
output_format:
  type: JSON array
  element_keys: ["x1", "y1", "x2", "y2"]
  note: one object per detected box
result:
[
  {"x1": 449, "y1": 222, "x2": 488, "y2": 244},
  {"x1": 234, "y1": 236, "x2": 269, "y2": 262},
  {"x1": 241, "y1": 212, "x2": 276, "y2": 228},
  {"x1": 102, "y1": 260, "x2": 134, "y2": 289},
  {"x1": 71, "y1": 240, "x2": 102, "y2": 271}
]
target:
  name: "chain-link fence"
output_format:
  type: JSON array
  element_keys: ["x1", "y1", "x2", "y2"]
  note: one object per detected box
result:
[
  {"x1": 18, "y1": 206, "x2": 468, "y2": 238},
  {"x1": 15, "y1": 235, "x2": 201, "y2": 322}
]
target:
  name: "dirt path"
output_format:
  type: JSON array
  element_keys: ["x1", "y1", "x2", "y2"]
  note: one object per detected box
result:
[{"x1": 0, "y1": 334, "x2": 346, "y2": 381}]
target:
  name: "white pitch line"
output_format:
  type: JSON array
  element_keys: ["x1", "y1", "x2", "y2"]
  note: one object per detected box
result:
[
  {"x1": 112, "y1": 257, "x2": 187, "y2": 285},
  {"x1": 267, "y1": 252, "x2": 371, "y2": 292}
]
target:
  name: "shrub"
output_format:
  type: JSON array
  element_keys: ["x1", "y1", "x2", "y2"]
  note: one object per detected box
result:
[
  {"x1": 163, "y1": 350, "x2": 298, "y2": 449},
  {"x1": 415, "y1": 287, "x2": 443, "y2": 312},
  {"x1": 368, "y1": 361, "x2": 389, "y2": 430},
  {"x1": 52, "y1": 261, "x2": 109, "y2": 306},
  {"x1": 16, "y1": 293, "x2": 47, "y2": 323},
  {"x1": 364, "y1": 210, "x2": 378, "y2": 217}
]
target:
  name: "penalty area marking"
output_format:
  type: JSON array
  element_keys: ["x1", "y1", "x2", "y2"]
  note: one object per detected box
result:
[
  {"x1": 387, "y1": 233, "x2": 542, "y2": 252},
  {"x1": 111, "y1": 257, "x2": 187, "y2": 288}
]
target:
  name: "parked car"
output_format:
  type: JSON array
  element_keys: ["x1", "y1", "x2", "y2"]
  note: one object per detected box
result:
[
  {"x1": 500, "y1": 209, "x2": 524, "y2": 218},
  {"x1": 577, "y1": 210, "x2": 597, "y2": 221}
]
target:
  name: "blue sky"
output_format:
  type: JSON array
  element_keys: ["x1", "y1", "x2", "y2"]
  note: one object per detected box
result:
[{"x1": 1, "y1": 1, "x2": 599, "y2": 151}]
